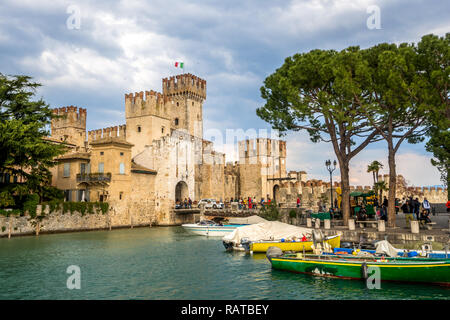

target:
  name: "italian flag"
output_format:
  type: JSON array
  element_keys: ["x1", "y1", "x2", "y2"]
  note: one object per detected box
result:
[{"x1": 174, "y1": 62, "x2": 184, "y2": 68}]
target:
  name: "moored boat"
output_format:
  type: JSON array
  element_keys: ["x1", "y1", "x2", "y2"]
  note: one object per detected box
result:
[
  {"x1": 249, "y1": 234, "x2": 341, "y2": 253},
  {"x1": 182, "y1": 220, "x2": 247, "y2": 237},
  {"x1": 222, "y1": 221, "x2": 314, "y2": 251},
  {"x1": 267, "y1": 252, "x2": 450, "y2": 286}
]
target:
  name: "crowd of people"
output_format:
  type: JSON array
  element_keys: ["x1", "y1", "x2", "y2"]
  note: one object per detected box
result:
[
  {"x1": 399, "y1": 196, "x2": 433, "y2": 226},
  {"x1": 229, "y1": 197, "x2": 273, "y2": 210}
]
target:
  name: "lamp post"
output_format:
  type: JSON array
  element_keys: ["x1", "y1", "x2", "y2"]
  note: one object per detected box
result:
[{"x1": 325, "y1": 159, "x2": 337, "y2": 212}]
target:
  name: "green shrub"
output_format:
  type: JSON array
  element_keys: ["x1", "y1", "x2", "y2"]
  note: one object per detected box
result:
[
  {"x1": 289, "y1": 209, "x2": 297, "y2": 219},
  {"x1": 0, "y1": 191, "x2": 15, "y2": 208},
  {"x1": 260, "y1": 203, "x2": 279, "y2": 221},
  {"x1": 22, "y1": 194, "x2": 39, "y2": 218}
]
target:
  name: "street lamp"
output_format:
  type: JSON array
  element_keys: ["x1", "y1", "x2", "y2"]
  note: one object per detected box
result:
[{"x1": 325, "y1": 159, "x2": 337, "y2": 212}]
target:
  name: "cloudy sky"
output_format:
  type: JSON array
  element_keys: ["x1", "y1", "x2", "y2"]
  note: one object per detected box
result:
[{"x1": 0, "y1": 0, "x2": 448, "y2": 187}]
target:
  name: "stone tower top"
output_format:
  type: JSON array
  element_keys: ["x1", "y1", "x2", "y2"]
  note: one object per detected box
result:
[
  {"x1": 162, "y1": 73, "x2": 206, "y2": 101},
  {"x1": 51, "y1": 106, "x2": 87, "y2": 147},
  {"x1": 52, "y1": 106, "x2": 86, "y2": 130}
]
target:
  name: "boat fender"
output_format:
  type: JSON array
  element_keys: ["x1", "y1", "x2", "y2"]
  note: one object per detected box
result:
[{"x1": 361, "y1": 262, "x2": 369, "y2": 280}]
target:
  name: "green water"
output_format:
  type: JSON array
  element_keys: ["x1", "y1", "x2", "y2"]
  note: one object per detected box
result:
[{"x1": 0, "y1": 227, "x2": 448, "y2": 300}]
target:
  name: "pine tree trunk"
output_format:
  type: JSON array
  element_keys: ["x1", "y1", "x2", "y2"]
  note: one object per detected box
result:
[
  {"x1": 340, "y1": 161, "x2": 351, "y2": 225},
  {"x1": 387, "y1": 140, "x2": 397, "y2": 228}
]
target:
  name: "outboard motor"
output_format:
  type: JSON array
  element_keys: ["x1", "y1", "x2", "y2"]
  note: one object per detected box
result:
[
  {"x1": 312, "y1": 230, "x2": 324, "y2": 244},
  {"x1": 266, "y1": 246, "x2": 283, "y2": 262},
  {"x1": 241, "y1": 238, "x2": 251, "y2": 252}
]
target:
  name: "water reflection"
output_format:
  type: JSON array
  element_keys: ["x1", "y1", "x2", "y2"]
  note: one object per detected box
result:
[{"x1": 0, "y1": 227, "x2": 448, "y2": 300}]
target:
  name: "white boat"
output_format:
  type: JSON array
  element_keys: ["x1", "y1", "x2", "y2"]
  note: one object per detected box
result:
[
  {"x1": 182, "y1": 220, "x2": 248, "y2": 237},
  {"x1": 222, "y1": 221, "x2": 313, "y2": 251}
]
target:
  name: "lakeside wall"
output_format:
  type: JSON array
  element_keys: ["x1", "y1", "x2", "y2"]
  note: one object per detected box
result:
[{"x1": 0, "y1": 204, "x2": 195, "y2": 238}]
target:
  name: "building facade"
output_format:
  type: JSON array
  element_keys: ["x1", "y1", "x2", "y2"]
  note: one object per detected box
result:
[{"x1": 49, "y1": 73, "x2": 448, "y2": 225}]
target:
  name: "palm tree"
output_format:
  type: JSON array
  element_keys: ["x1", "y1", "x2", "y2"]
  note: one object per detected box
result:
[
  {"x1": 367, "y1": 161, "x2": 384, "y2": 186},
  {"x1": 374, "y1": 180, "x2": 389, "y2": 204}
]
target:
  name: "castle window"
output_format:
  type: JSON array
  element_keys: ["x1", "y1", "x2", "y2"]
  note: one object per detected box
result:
[
  {"x1": 174, "y1": 118, "x2": 179, "y2": 126},
  {"x1": 80, "y1": 163, "x2": 86, "y2": 174},
  {"x1": 137, "y1": 126, "x2": 141, "y2": 133},
  {"x1": 119, "y1": 192, "x2": 123, "y2": 200},
  {"x1": 64, "y1": 190, "x2": 72, "y2": 202},
  {"x1": 98, "y1": 162, "x2": 104, "y2": 173},
  {"x1": 119, "y1": 163, "x2": 125, "y2": 175},
  {"x1": 63, "y1": 163, "x2": 70, "y2": 177},
  {"x1": 120, "y1": 152, "x2": 124, "y2": 156},
  {"x1": 176, "y1": 102, "x2": 179, "y2": 107},
  {"x1": 161, "y1": 127, "x2": 165, "y2": 134},
  {"x1": 100, "y1": 151, "x2": 104, "y2": 156}
]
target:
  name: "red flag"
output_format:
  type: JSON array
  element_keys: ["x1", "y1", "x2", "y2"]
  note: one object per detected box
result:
[{"x1": 175, "y1": 62, "x2": 178, "y2": 67}]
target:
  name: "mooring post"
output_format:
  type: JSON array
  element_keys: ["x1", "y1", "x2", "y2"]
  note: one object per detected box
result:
[
  {"x1": 378, "y1": 220, "x2": 385, "y2": 232},
  {"x1": 348, "y1": 219, "x2": 355, "y2": 231},
  {"x1": 410, "y1": 221, "x2": 419, "y2": 234}
]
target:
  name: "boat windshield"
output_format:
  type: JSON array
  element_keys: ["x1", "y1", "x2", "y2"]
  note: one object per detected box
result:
[{"x1": 198, "y1": 220, "x2": 216, "y2": 225}]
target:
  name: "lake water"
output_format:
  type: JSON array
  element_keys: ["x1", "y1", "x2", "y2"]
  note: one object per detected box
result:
[{"x1": 0, "y1": 227, "x2": 448, "y2": 300}]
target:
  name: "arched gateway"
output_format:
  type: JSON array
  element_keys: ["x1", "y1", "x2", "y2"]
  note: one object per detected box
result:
[
  {"x1": 175, "y1": 181, "x2": 189, "y2": 202},
  {"x1": 273, "y1": 184, "x2": 280, "y2": 204}
]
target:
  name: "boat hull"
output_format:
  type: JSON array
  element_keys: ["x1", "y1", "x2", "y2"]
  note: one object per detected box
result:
[
  {"x1": 269, "y1": 255, "x2": 450, "y2": 286},
  {"x1": 182, "y1": 224, "x2": 245, "y2": 237},
  {"x1": 250, "y1": 235, "x2": 341, "y2": 253}
]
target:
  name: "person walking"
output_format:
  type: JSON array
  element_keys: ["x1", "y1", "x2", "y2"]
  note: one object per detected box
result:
[
  {"x1": 422, "y1": 197, "x2": 431, "y2": 215},
  {"x1": 402, "y1": 200, "x2": 414, "y2": 226},
  {"x1": 381, "y1": 196, "x2": 388, "y2": 220},
  {"x1": 188, "y1": 197, "x2": 192, "y2": 209},
  {"x1": 414, "y1": 198, "x2": 421, "y2": 221},
  {"x1": 297, "y1": 197, "x2": 301, "y2": 208},
  {"x1": 260, "y1": 198, "x2": 265, "y2": 209}
]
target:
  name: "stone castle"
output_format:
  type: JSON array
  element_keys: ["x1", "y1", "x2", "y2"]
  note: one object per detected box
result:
[{"x1": 48, "y1": 73, "x2": 448, "y2": 226}]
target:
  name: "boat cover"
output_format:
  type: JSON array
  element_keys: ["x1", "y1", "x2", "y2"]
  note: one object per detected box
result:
[
  {"x1": 375, "y1": 240, "x2": 398, "y2": 257},
  {"x1": 222, "y1": 221, "x2": 312, "y2": 245},
  {"x1": 227, "y1": 215, "x2": 267, "y2": 225}
]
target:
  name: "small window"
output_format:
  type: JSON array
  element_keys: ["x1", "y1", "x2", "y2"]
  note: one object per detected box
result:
[
  {"x1": 119, "y1": 163, "x2": 125, "y2": 175},
  {"x1": 100, "y1": 151, "x2": 104, "y2": 156},
  {"x1": 192, "y1": 102, "x2": 194, "y2": 106},
  {"x1": 174, "y1": 118, "x2": 179, "y2": 126},
  {"x1": 161, "y1": 127, "x2": 165, "y2": 134},
  {"x1": 98, "y1": 162, "x2": 104, "y2": 173},
  {"x1": 80, "y1": 163, "x2": 86, "y2": 174},
  {"x1": 63, "y1": 163, "x2": 70, "y2": 177},
  {"x1": 120, "y1": 152, "x2": 124, "y2": 156},
  {"x1": 119, "y1": 192, "x2": 123, "y2": 200},
  {"x1": 176, "y1": 102, "x2": 179, "y2": 106},
  {"x1": 137, "y1": 126, "x2": 141, "y2": 132}
]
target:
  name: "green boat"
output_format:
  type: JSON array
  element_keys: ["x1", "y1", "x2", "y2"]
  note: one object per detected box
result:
[{"x1": 268, "y1": 253, "x2": 450, "y2": 286}]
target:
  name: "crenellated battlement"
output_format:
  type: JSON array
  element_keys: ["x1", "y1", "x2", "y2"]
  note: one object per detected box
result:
[
  {"x1": 162, "y1": 73, "x2": 206, "y2": 101},
  {"x1": 88, "y1": 125, "x2": 127, "y2": 143},
  {"x1": 125, "y1": 88, "x2": 169, "y2": 120},
  {"x1": 238, "y1": 138, "x2": 287, "y2": 161},
  {"x1": 51, "y1": 106, "x2": 86, "y2": 129}
]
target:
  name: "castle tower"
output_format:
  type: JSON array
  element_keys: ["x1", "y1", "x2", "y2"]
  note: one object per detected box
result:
[
  {"x1": 125, "y1": 89, "x2": 171, "y2": 157},
  {"x1": 125, "y1": 74, "x2": 206, "y2": 158},
  {"x1": 51, "y1": 106, "x2": 87, "y2": 148},
  {"x1": 237, "y1": 138, "x2": 287, "y2": 200},
  {"x1": 162, "y1": 73, "x2": 206, "y2": 139}
]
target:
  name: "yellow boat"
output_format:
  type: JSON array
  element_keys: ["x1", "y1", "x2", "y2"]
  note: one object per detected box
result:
[{"x1": 249, "y1": 234, "x2": 341, "y2": 253}]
